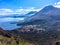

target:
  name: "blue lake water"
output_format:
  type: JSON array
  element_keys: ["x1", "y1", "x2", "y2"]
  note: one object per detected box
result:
[
  {"x1": 0, "y1": 22, "x2": 20, "y2": 30},
  {"x1": 0, "y1": 18, "x2": 23, "y2": 30}
]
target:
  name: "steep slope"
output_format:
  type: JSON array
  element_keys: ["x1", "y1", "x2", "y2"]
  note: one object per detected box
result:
[
  {"x1": 38, "y1": 5, "x2": 60, "y2": 15},
  {"x1": 0, "y1": 27, "x2": 36, "y2": 45},
  {"x1": 17, "y1": 5, "x2": 60, "y2": 26},
  {"x1": 4, "y1": 5, "x2": 60, "y2": 45},
  {"x1": 0, "y1": 28, "x2": 12, "y2": 37},
  {"x1": 25, "y1": 11, "x2": 37, "y2": 16},
  {"x1": 11, "y1": 24, "x2": 60, "y2": 45},
  {"x1": 25, "y1": 5, "x2": 60, "y2": 22}
]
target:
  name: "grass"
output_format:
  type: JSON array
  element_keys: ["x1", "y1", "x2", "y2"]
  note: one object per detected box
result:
[
  {"x1": 0, "y1": 35, "x2": 31, "y2": 45},
  {"x1": 55, "y1": 39, "x2": 60, "y2": 42},
  {"x1": 0, "y1": 35, "x2": 4, "y2": 40}
]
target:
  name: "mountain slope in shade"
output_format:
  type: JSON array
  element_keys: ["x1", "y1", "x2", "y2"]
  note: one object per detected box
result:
[
  {"x1": 0, "y1": 28, "x2": 36, "y2": 45},
  {"x1": 5, "y1": 5, "x2": 60, "y2": 45},
  {"x1": 0, "y1": 28, "x2": 12, "y2": 37},
  {"x1": 25, "y1": 5, "x2": 60, "y2": 22},
  {"x1": 25, "y1": 11, "x2": 37, "y2": 16},
  {"x1": 0, "y1": 5, "x2": 59, "y2": 45},
  {"x1": 17, "y1": 5, "x2": 60, "y2": 26},
  {"x1": 17, "y1": 5, "x2": 60, "y2": 33},
  {"x1": 38, "y1": 5, "x2": 60, "y2": 15}
]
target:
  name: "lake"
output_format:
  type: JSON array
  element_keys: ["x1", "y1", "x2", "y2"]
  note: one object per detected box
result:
[{"x1": 0, "y1": 18, "x2": 23, "y2": 30}]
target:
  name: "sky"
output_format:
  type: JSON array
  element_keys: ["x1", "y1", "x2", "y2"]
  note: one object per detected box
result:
[
  {"x1": 0, "y1": 0, "x2": 60, "y2": 30},
  {"x1": 0, "y1": 0, "x2": 60, "y2": 21},
  {"x1": 0, "y1": 0, "x2": 60, "y2": 15}
]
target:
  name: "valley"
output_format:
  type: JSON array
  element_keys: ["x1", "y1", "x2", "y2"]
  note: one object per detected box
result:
[{"x1": 0, "y1": 5, "x2": 60, "y2": 45}]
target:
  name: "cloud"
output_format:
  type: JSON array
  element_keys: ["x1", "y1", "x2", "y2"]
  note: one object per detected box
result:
[
  {"x1": 54, "y1": 2, "x2": 60, "y2": 8},
  {"x1": 0, "y1": 7, "x2": 41, "y2": 21},
  {"x1": 16, "y1": 7, "x2": 40, "y2": 14},
  {"x1": 0, "y1": 7, "x2": 41, "y2": 16},
  {"x1": 0, "y1": 9, "x2": 14, "y2": 15},
  {"x1": 0, "y1": 18, "x2": 24, "y2": 22}
]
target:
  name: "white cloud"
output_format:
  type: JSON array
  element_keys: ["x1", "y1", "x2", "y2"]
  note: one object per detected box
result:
[
  {"x1": 0, "y1": 7, "x2": 41, "y2": 21},
  {"x1": 0, "y1": 9, "x2": 14, "y2": 15},
  {"x1": 0, "y1": 18, "x2": 24, "y2": 22},
  {"x1": 0, "y1": 7, "x2": 41, "y2": 16},
  {"x1": 54, "y1": 2, "x2": 60, "y2": 8},
  {"x1": 16, "y1": 7, "x2": 40, "y2": 14}
]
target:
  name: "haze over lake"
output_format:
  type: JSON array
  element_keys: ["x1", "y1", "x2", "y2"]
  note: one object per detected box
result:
[{"x1": 0, "y1": 18, "x2": 23, "y2": 30}]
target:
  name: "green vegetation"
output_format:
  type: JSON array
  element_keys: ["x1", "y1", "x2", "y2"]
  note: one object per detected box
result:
[
  {"x1": 0, "y1": 35, "x2": 4, "y2": 40},
  {"x1": 0, "y1": 35, "x2": 28, "y2": 45}
]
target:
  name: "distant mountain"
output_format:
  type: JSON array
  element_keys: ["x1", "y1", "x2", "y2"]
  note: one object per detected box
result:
[
  {"x1": 17, "y1": 5, "x2": 60, "y2": 25},
  {"x1": 0, "y1": 11, "x2": 37, "y2": 30},
  {"x1": 39, "y1": 5, "x2": 60, "y2": 15},
  {"x1": 25, "y1": 5, "x2": 60, "y2": 22},
  {"x1": 26, "y1": 11, "x2": 37, "y2": 15},
  {"x1": 0, "y1": 11, "x2": 37, "y2": 18},
  {"x1": 0, "y1": 5, "x2": 59, "y2": 45},
  {"x1": 25, "y1": 11, "x2": 37, "y2": 16},
  {"x1": 0, "y1": 5, "x2": 60, "y2": 45},
  {"x1": 17, "y1": 5, "x2": 60, "y2": 32},
  {"x1": 0, "y1": 14, "x2": 26, "y2": 18},
  {"x1": 10, "y1": 11, "x2": 37, "y2": 24}
]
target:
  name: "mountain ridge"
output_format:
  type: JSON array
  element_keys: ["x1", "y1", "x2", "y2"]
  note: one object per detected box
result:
[{"x1": 25, "y1": 5, "x2": 60, "y2": 22}]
